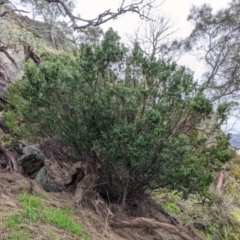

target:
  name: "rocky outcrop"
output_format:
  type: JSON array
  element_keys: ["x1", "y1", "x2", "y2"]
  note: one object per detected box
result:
[
  {"x1": 0, "y1": 4, "x2": 71, "y2": 96},
  {"x1": 16, "y1": 144, "x2": 67, "y2": 192}
]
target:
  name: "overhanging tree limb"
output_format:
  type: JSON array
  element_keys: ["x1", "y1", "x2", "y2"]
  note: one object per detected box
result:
[
  {"x1": 0, "y1": 8, "x2": 28, "y2": 17},
  {"x1": 45, "y1": 0, "x2": 155, "y2": 30},
  {"x1": 0, "y1": 46, "x2": 17, "y2": 66},
  {"x1": 0, "y1": 146, "x2": 21, "y2": 173}
]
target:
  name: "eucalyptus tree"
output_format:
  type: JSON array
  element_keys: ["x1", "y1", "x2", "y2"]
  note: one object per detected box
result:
[
  {"x1": 186, "y1": 1, "x2": 240, "y2": 104},
  {"x1": 128, "y1": 14, "x2": 183, "y2": 62}
]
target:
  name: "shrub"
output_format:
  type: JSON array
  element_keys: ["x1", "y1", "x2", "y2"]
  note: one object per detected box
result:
[{"x1": 4, "y1": 29, "x2": 233, "y2": 203}]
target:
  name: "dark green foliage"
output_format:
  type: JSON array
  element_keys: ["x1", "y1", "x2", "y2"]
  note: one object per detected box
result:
[
  {"x1": 4, "y1": 29, "x2": 233, "y2": 202},
  {"x1": 217, "y1": 102, "x2": 232, "y2": 124}
]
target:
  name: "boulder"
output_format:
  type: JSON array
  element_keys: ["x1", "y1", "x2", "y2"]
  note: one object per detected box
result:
[
  {"x1": 17, "y1": 145, "x2": 45, "y2": 178},
  {"x1": 35, "y1": 166, "x2": 62, "y2": 192}
]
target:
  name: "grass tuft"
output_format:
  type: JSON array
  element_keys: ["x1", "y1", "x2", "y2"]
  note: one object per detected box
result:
[
  {"x1": 6, "y1": 230, "x2": 30, "y2": 240},
  {"x1": 43, "y1": 207, "x2": 89, "y2": 238},
  {"x1": 4, "y1": 191, "x2": 89, "y2": 239},
  {"x1": 5, "y1": 212, "x2": 24, "y2": 229}
]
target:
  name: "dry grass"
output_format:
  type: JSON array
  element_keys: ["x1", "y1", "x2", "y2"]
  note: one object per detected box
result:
[
  {"x1": 0, "y1": 170, "x2": 125, "y2": 240},
  {"x1": 0, "y1": 138, "x2": 181, "y2": 240},
  {"x1": 0, "y1": 169, "x2": 186, "y2": 240}
]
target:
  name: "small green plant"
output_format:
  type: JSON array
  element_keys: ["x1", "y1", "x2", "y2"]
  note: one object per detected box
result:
[
  {"x1": 19, "y1": 191, "x2": 42, "y2": 222},
  {"x1": 183, "y1": 213, "x2": 191, "y2": 222},
  {"x1": 4, "y1": 210, "x2": 30, "y2": 240},
  {"x1": 205, "y1": 234, "x2": 212, "y2": 240},
  {"x1": 42, "y1": 207, "x2": 89, "y2": 238},
  {"x1": 4, "y1": 191, "x2": 89, "y2": 239},
  {"x1": 5, "y1": 213, "x2": 24, "y2": 229},
  {"x1": 162, "y1": 202, "x2": 180, "y2": 215},
  {"x1": 206, "y1": 225, "x2": 216, "y2": 233},
  {"x1": 19, "y1": 191, "x2": 42, "y2": 208},
  {"x1": 232, "y1": 208, "x2": 240, "y2": 222},
  {"x1": 3, "y1": 111, "x2": 21, "y2": 136},
  {"x1": 202, "y1": 225, "x2": 216, "y2": 240},
  {"x1": 6, "y1": 230, "x2": 30, "y2": 240},
  {"x1": 47, "y1": 230, "x2": 56, "y2": 238}
]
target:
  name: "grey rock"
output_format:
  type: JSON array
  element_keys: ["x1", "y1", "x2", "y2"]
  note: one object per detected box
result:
[
  {"x1": 17, "y1": 145, "x2": 45, "y2": 178},
  {"x1": 35, "y1": 166, "x2": 62, "y2": 192}
]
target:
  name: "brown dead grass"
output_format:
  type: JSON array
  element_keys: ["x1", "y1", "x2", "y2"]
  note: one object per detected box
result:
[
  {"x1": 0, "y1": 138, "x2": 174, "y2": 240},
  {"x1": 0, "y1": 169, "x2": 184, "y2": 240},
  {"x1": 0, "y1": 170, "x2": 126, "y2": 240}
]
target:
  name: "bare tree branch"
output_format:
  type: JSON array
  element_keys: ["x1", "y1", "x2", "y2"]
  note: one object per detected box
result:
[
  {"x1": 0, "y1": 8, "x2": 28, "y2": 17},
  {"x1": 127, "y1": 14, "x2": 182, "y2": 61},
  {"x1": 0, "y1": 145, "x2": 21, "y2": 173},
  {"x1": 0, "y1": 46, "x2": 17, "y2": 66},
  {"x1": 25, "y1": 46, "x2": 41, "y2": 65},
  {"x1": 45, "y1": 0, "x2": 155, "y2": 30},
  {"x1": 186, "y1": 4, "x2": 240, "y2": 103}
]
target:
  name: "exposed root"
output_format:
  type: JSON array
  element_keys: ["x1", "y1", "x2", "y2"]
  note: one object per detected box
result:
[
  {"x1": 0, "y1": 145, "x2": 21, "y2": 173},
  {"x1": 109, "y1": 216, "x2": 203, "y2": 240},
  {"x1": 64, "y1": 160, "x2": 206, "y2": 240},
  {"x1": 0, "y1": 146, "x2": 206, "y2": 240},
  {"x1": 214, "y1": 170, "x2": 226, "y2": 193}
]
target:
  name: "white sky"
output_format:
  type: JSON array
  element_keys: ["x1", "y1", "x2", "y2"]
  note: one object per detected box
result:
[{"x1": 76, "y1": 0, "x2": 229, "y2": 38}]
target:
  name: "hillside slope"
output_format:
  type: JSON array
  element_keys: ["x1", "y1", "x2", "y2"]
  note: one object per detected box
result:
[{"x1": 1, "y1": 5, "x2": 240, "y2": 240}]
